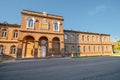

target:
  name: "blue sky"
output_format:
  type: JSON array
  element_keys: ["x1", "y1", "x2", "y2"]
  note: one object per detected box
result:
[{"x1": 0, "y1": 0, "x2": 120, "y2": 41}]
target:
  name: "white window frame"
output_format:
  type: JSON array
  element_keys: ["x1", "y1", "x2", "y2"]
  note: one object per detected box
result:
[
  {"x1": 53, "y1": 21, "x2": 60, "y2": 31},
  {"x1": 64, "y1": 34, "x2": 68, "y2": 40},
  {"x1": 26, "y1": 17, "x2": 35, "y2": 29},
  {"x1": 13, "y1": 30, "x2": 18, "y2": 38},
  {"x1": 2, "y1": 30, "x2": 7, "y2": 37}
]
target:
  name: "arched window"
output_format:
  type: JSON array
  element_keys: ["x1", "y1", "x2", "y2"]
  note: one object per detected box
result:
[
  {"x1": 2, "y1": 29, "x2": 7, "y2": 37},
  {"x1": 10, "y1": 45, "x2": 16, "y2": 54},
  {"x1": 13, "y1": 30, "x2": 18, "y2": 38},
  {"x1": 0, "y1": 45, "x2": 4, "y2": 55},
  {"x1": 54, "y1": 21, "x2": 60, "y2": 31},
  {"x1": 27, "y1": 18, "x2": 35, "y2": 28}
]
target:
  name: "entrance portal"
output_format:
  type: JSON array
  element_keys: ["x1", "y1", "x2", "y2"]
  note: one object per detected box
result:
[
  {"x1": 52, "y1": 37, "x2": 60, "y2": 56},
  {"x1": 39, "y1": 37, "x2": 48, "y2": 57},
  {"x1": 23, "y1": 36, "x2": 34, "y2": 58}
]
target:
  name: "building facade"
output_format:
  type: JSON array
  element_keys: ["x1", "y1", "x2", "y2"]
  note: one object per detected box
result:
[
  {"x1": 64, "y1": 30, "x2": 113, "y2": 56},
  {"x1": 0, "y1": 10, "x2": 64, "y2": 58},
  {"x1": 0, "y1": 10, "x2": 113, "y2": 59}
]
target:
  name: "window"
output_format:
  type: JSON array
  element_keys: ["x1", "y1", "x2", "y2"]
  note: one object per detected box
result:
[
  {"x1": 54, "y1": 21, "x2": 60, "y2": 31},
  {"x1": 77, "y1": 46, "x2": 80, "y2": 53},
  {"x1": 10, "y1": 45, "x2": 16, "y2": 54},
  {"x1": 0, "y1": 45, "x2": 4, "y2": 55},
  {"x1": 13, "y1": 30, "x2": 18, "y2": 38},
  {"x1": 87, "y1": 36, "x2": 89, "y2": 42},
  {"x1": 82, "y1": 35, "x2": 84, "y2": 42},
  {"x1": 83, "y1": 46, "x2": 86, "y2": 52},
  {"x1": 2, "y1": 29, "x2": 7, "y2": 37},
  {"x1": 92, "y1": 36, "x2": 94, "y2": 42},
  {"x1": 64, "y1": 34, "x2": 68, "y2": 40},
  {"x1": 71, "y1": 46, "x2": 75, "y2": 51},
  {"x1": 27, "y1": 18, "x2": 35, "y2": 28},
  {"x1": 70, "y1": 34, "x2": 74, "y2": 41},
  {"x1": 65, "y1": 46, "x2": 69, "y2": 53},
  {"x1": 106, "y1": 46, "x2": 108, "y2": 51},
  {"x1": 88, "y1": 46, "x2": 91, "y2": 52}
]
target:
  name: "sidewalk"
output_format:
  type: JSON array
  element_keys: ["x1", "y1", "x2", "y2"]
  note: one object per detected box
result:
[{"x1": 1, "y1": 57, "x2": 71, "y2": 64}]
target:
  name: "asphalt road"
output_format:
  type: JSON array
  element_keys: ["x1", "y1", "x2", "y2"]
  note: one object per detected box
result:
[{"x1": 0, "y1": 56, "x2": 120, "y2": 80}]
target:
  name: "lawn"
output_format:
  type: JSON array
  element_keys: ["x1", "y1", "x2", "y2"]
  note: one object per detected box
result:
[{"x1": 110, "y1": 53, "x2": 120, "y2": 56}]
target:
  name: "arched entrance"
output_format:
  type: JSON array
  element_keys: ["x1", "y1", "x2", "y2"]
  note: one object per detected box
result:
[
  {"x1": 52, "y1": 37, "x2": 60, "y2": 56},
  {"x1": 39, "y1": 37, "x2": 48, "y2": 57},
  {"x1": 23, "y1": 36, "x2": 35, "y2": 58}
]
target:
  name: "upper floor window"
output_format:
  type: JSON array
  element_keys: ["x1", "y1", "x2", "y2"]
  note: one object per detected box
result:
[
  {"x1": 64, "y1": 34, "x2": 68, "y2": 40},
  {"x1": 70, "y1": 34, "x2": 74, "y2": 41},
  {"x1": 54, "y1": 21, "x2": 60, "y2": 31},
  {"x1": 0, "y1": 45, "x2": 4, "y2": 55},
  {"x1": 27, "y1": 18, "x2": 35, "y2": 28},
  {"x1": 82, "y1": 35, "x2": 84, "y2": 42},
  {"x1": 92, "y1": 36, "x2": 94, "y2": 42},
  {"x1": 87, "y1": 36, "x2": 89, "y2": 42},
  {"x1": 13, "y1": 30, "x2": 18, "y2": 38},
  {"x1": 2, "y1": 29, "x2": 7, "y2": 37},
  {"x1": 10, "y1": 45, "x2": 16, "y2": 54}
]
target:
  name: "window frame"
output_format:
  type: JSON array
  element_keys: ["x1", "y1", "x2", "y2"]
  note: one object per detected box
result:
[
  {"x1": 10, "y1": 45, "x2": 16, "y2": 54},
  {"x1": 53, "y1": 21, "x2": 60, "y2": 31},
  {"x1": 13, "y1": 30, "x2": 18, "y2": 38},
  {"x1": 26, "y1": 17, "x2": 35, "y2": 29},
  {"x1": 2, "y1": 29, "x2": 7, "y2": 38}
]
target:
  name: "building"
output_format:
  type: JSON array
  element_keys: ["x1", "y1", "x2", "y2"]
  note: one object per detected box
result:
[
  {"x1": 0, "y1": 10, "x2": 64, "y2": 59},
  {"x1": 0, "y1": 10, "x2": 113, "y2": 59},
  {"x1": 64, "y1": 30, "x2": 113, "y2": 56}
]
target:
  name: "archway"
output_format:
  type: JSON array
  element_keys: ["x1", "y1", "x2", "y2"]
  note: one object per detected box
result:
[
  {"x1": 39, "y1": 37, "x2": 48, "y2": 57},
  {"x1": 23, "y1": 36, "x2": 35, "y2": 58},
  {"x1": 52, "y1": 37, "x2": 60, "y2": 56}
]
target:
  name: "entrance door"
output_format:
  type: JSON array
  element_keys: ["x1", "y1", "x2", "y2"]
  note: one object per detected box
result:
[
  {"x1": 40, "y1": 46, "x2": 46, "y2": 57},
  {"x1": 23, "y1": 36, "x2": 35, "y2": 58},
  {"x1": 26, "y1": 41, "x2": 34, "y2": 58},
  {"x1": 39, "y1": 38, "x2": 48, "y2": 58}
]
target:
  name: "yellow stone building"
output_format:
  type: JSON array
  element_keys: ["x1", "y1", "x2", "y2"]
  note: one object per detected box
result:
[
  {"x1": 0, "y1": 10, "x2": 113, "y2": 59},
  {"x1": 0, "y1": 10, "x2": 64, "y2": 59}
]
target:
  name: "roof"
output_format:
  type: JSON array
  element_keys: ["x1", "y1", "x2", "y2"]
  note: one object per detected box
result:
[
  {"x1": 21, "y1": 10, "x2": 64, "y2": 20},
  {"x1": 64, "y1": 30, "x2": 110, "y2": 36},
  {"x1": 0, "y1": 22, "x2": 20, "y2": 27}
]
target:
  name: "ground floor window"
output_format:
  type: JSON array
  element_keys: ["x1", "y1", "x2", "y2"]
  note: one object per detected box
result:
[
  {"x1": 10, "y1": 45, "x2": 16, "y2": 54},
  {"x1": 0, "y1": 45, "x2": 4, "y2": 55}
]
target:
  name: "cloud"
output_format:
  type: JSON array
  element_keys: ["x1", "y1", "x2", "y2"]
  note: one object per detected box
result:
[{"x1": 88, "y1": 5, "x2": 107, "y2": 16}]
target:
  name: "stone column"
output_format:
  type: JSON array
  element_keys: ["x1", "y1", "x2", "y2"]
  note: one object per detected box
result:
[
  {"x1": 34, "y1": 41, "x2": 38, "y2": 58},
  {"x1": 48, "y1": 41, "x2": 52, "y2": 56}
]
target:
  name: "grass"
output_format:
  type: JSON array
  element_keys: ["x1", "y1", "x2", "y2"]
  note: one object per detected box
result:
[{"x1": 110, "y1": 53, "x2": 120, "y2": 57}]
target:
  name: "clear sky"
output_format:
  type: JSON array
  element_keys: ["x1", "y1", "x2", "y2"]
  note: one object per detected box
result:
[{"x1": 0, "y1": 0, "x2": 120, "y2": 41}]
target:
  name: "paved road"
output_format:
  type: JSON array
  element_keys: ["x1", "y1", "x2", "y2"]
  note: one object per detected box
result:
[{"x1": 0, "y1": 56, "x2": 120, "y2": 80}]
